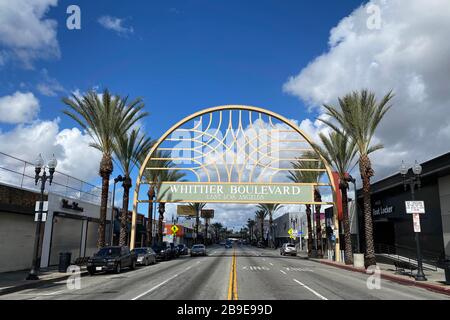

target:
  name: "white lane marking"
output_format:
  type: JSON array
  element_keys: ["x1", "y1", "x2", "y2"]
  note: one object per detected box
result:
[
  {"x1": 132, "y1": 273, "x2": 180, "y2": 300},
  {"x1": 262, "y1": 258, "x2": 266, "y2": 261},
  {"x1": 280, "y1": 270, "x2": 287, "y2": 275},
  {"x1": 293, "y1": 279, "x2": 328, "y2": 300},
  {"x1": 33, "y1": 290, "x2": 65, "y2": 296},
  {"x1": 132, "y1": 259, "x2": 202, "y2": 300},
  {"x1": 269, "y1": 263, "x2": 274, "y2": 266}
]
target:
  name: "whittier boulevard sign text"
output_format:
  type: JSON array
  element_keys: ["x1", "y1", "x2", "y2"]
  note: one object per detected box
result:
[{"x1": 157, "y1": 182, "x2": 314, "y2": 204}]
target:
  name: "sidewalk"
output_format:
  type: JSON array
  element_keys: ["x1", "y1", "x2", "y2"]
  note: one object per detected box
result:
[
  {"x1": 310, "y1": 257, "x2": 450, "y2": 296},
  {"x1": 0, "y1": 266, "x2": 88, "y2": 296}
]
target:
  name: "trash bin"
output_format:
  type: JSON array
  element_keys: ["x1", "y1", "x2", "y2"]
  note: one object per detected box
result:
[
  {"x1": 59, "y1": 252, "x2": 72, "y2": 273},
  {"x1": 444, "y1": 260, "x2": 450, "y2": 285}
]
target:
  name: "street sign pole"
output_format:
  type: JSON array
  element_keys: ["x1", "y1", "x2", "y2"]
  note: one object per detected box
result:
[{"x1": 405, "y1": 198, "x2": 427, "y2": 281}]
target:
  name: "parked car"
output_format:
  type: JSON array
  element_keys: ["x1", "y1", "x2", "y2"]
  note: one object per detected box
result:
[
  {"x1": 225, "y1": 240, "x2": 233, "y2": 249},
  {"x1": 280, "y1": 243, "x2": 297, "y2": 256},
  {"x1": 87, "y1": 246, "x2": 136, "y2": 275},
  {"x1": 152, "y1": 244, "x2": 172, "y2": 261},
  {"x1": 177, "y1": 244, "x2": 189, "y2": 255},
  {"x1": 257, "y1": 241, "x2": 265, "y2": 248},
  {"x1": 133, "y1": 247, "x2": 157, "y2": 266},
  {"x1": 190, "y1": 244, "x2": 207, "y2": 256},
  {"x1": 169, "y1": 242, "x2": 180, "y2": 258}
]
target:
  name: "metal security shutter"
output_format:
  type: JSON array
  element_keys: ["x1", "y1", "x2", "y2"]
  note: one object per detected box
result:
[
  {"x1": 49, "y1": 216, "x2": 83, "y2": 266},
  {"x1": 0, "y1": 212, "x2": 35, "y2": 272}
]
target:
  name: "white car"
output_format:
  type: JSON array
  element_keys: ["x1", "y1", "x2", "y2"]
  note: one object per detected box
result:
[{"x1": 280, "y1": 243, "x2": 297, "y2": 256}]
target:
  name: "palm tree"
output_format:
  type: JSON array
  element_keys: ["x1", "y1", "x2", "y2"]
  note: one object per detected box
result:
[
  {"x1": 254, "y1": 209, "x2": 268, "y2": 243},
  {"x1": 288, "y1": 154, "x2": 324, "y2": 257},
  {"x1": 247, "y1": 219, "x2": 256, "y2": 242},
  {"x1": 320, "y1": 89, "x2": 393, "y2": 266},
  {"x1": 314, "y1": 131, "x2": 357, "y2": 264},
  {"x1": 62, "y1": 89, "x2": 147, "y2": 248},
  {"x1": 139, "y1": 150, "x2": 170, "y2": 247},
  {"x1": 211, "y1": 222, "x2": 223, "y2": 242},
  {"x1": 257, "y1": 203, "x2": 283, "y2": 248},
  {"x1": 113, "y1": 128, "x2": 153, "y2": 247},
  {"x1": 188, "y1": 203, "x2": 206, "y2": 244},
  {"x1": 155, "y1": 168, "x2": 186, "y2": 244}
]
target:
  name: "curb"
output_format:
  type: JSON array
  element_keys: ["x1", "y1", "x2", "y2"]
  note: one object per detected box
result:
[
  {"x1": 0, "y1": 270, "x2": 89, "y2": 296},
  {"x1": 312, "y1": 259, "x2": 450, "y2": 296}
]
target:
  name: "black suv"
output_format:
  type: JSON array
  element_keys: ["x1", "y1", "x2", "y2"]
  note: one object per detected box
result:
[
  {"x1": 177, "y1": 244, "x2": 188, "y2": 255},
  {"x1": 152, "y1": 244, "x2": 172, "y2": 261},
  {"x1": 87, "y1": 246, "x2": 136, "y2": 275}
]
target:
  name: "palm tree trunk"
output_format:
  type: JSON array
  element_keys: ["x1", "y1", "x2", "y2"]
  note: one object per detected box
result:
[
  {"x1": 204, "y1": 220, "x2": 208, "y2": 245},
  {"x1": 98, "y1": 153, "x2": 113, "y2": 249},
  {"x1": 269, "y1": 213, "x2": 274, "y2": 248},
  {"x1": 195, "y1": 210, "x2": 200, "y2": 244},
  {"x1": 314, "y1": 189, "x2": 323, "y2": 258},
  {"x1": 360, "y1": 155, "x2": 376, "y2": 267},
  {"x1": 158, "y1": 203, "x2": 165, "y2": 244},
  {"x1": 260, "y1": 219, "x2": 264, "y2": 242},
  {"x1": 146, "y1": 187, "x2": 155, "y2": 247},
  {"x1": 340, "y1": 181, "x2": 354, "y2": 265},
  {"x1": 119, "y1": 176, "x2": 132, "y2": 247},
  {"x1": 306, "y1": 204, "x2": 313, "y2": 256}
]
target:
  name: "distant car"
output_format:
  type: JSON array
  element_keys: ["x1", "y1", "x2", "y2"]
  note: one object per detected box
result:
[
  {"x1": 257, "y1": 241, "x2": 265, "y2": 248},
  {"x1": 133, "y1": 247, "x2": 156, "y2": 266},
  {"x1": 87, "y1": 246, "x2": 136, "y2": 275},
  {"x1": 152, "y1": 244, "x2": 172, "y2": 261},
  {"x1": 280, "y1": 243, "x2": 297, "y2": 256},
  {"x1": 225, "y1": 240, "x2": 233, "y2": 249},
  {"x1": 219, "y1": 241, "x2": 226, "y2": 246},
  {"x1": 190, "y1": 244, "x2": 207, "y2": 256},
  {"x1": 177, "y1": 244, "x2": 189, "y2": 255}
]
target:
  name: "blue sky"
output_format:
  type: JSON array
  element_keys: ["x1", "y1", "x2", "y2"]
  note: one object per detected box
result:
[
  {"x1": 3, "y1": 0, "x2": 447, "y2": 229},
  {"x1": 1, "y1": 0, "x2": 363, "y2": 133}
]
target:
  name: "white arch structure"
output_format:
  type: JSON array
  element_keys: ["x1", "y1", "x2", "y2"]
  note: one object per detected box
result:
[{"x1": 130, "y1": 105, "x2": 340, "y2": 261}]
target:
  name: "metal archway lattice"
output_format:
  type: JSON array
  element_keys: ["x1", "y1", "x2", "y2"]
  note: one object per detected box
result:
[{"x1": 130, "y1": 105, "x2": 339, "y2": 259}]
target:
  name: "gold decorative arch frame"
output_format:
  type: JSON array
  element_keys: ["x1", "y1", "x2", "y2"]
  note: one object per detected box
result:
[{"x1": 130, "y1": 105, "x2": 340, "y2": 261}]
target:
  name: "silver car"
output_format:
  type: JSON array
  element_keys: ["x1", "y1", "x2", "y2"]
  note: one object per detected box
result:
[
  {"x1": 133, "y1": 247, "x2": 157, "y2": 266},
  {"x1": 280, "y1": 243, "x2": 297, "y2": 256},
  {"x1": 190, "y1": 244, "x2": 207, "y2": 256}
]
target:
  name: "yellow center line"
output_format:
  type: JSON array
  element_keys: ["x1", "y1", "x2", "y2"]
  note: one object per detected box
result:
[{"x1": 227, "y1": 249, "x2": 238, "y2": 300}]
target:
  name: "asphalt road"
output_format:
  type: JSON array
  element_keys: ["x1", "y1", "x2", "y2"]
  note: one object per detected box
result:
[{"x1": 1, "y1": 245, "x2": 449, "y2": 300}]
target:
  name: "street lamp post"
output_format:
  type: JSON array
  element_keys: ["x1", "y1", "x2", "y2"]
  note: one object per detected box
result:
[
  {"x1": 110, "y1": 175, "x2": 124, "y2": 246},
  {"x1": 172, "y1": 215, "x2": 179, "y2": 245},
  {"x1": 347, "y1": 174, "x2": 360, "y2": 253},
  {"x1": 26, "y1": 154, "x2": 57, "y2": 280},
  {"x1": 400, "y1": 160, "x2": 427, "y2": 281},
  {"x1": 290, "y1": 217, "x2": 298, "y2": 244}
]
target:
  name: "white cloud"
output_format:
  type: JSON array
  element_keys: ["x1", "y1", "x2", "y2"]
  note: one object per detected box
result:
[
  {"x1": 0, "y1": 91, "x2": 39, "y2": 124},
  {"x1": 98, "y1": 15, "x2": 134, "y2": 36},
  {"x1": 0, "y1": 118, "x2": 102, "y2": 183},
  {"x1": 283, "y1": 0, "x2": 450, "y2": 183},
  {"x1": 0, "y1": 0, "x2": 60, "y2": 68},
  {"x1": 36, "y1": 69, "x2": 65, "y2": 97}
]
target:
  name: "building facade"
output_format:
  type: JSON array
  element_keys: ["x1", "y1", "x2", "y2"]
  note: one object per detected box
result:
[
  {"x1": 273, "y1": 212, "x2": 306, "y2": 248},
  {"x1": 0, "y1": 152, "x2": 111, "y2": 272},
  {"x1": 356, "y1": 152, "x2": 450, "y2": 260}
]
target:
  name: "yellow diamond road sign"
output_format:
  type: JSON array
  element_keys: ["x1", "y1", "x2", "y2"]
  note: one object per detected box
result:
[
  {"x1": 171, "y1": 225, "x2": 179, "y2": 235},
  {"x1": 288, "y1": 228, "x2": 296, "y2": 239}
]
